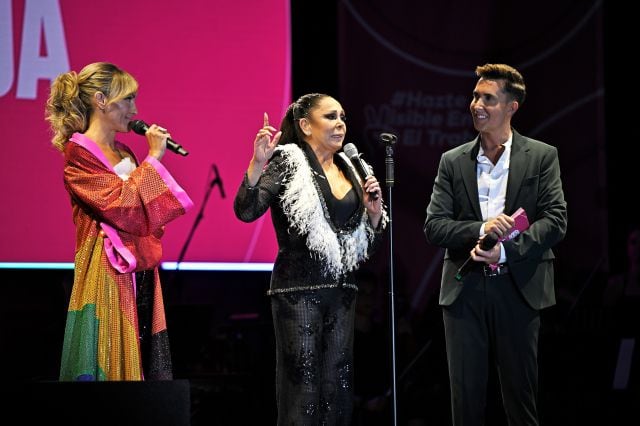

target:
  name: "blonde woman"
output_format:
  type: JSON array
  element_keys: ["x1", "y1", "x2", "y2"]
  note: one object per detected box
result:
[{"x1": 46, "y1": 62, "x2": 193, "y2": 381}]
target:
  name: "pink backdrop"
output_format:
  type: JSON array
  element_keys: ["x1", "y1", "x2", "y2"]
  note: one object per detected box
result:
[{"x1": 0, "y1": 0, "x2": 290, "y2": 264}]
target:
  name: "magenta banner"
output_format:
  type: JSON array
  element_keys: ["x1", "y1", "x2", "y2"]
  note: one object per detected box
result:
[{"x1": 0, "y1": 0, "x2": 290, "y2": 264}]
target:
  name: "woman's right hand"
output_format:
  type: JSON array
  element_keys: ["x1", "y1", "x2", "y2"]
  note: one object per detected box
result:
[
  {"x1": 253, "y1": 112, "x2": 281, "y2": 164},
  {"x1": 145, "y1": 123, "x2": 169, "y2": 161},
  {"x1": 247, "y1": 112, "x2": 281, "y2": 185}
]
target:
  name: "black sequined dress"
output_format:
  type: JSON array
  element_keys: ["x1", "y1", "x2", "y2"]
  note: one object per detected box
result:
[{"x1": 234, "y1": 142, "x2": 386, "y2": 425}]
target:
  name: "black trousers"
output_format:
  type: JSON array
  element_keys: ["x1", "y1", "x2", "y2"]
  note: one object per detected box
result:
[
  {"x1": 443, "y1": 273, "x2": 540, "y2": 426},
  {"x1": 271, "y1": 287, "x2": 357, "y2": 426}
]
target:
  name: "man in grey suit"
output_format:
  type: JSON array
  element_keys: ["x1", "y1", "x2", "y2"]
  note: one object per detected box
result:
[{"x1": 424, "y1": 63, "x2": 567, "y2": 426}]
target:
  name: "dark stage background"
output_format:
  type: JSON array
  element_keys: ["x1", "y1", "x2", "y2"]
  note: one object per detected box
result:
[{"x1": 1, "y1": 1, "x2": 638, "y2": 425}]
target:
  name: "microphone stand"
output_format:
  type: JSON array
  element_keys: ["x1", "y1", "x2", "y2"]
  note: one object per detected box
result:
[
  {"x1": 380, "y1": 132, "x2": 398, "y2": 426},
  {"x1": 176, "y1": 164, "x2": 226, "y2": 270}
]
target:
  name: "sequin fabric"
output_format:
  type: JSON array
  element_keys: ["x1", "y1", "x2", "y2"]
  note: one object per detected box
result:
[
  {"x1": 233, "y1": 142, "x2": 386, "y2": 295},
  {"x1": 59, "y1": 137, "x2": 191, "y2": 381},
  {"x1": 272, "y1": 287, "x2": 356, "y2": 425},
  {"x1": 135, "y1": 270, "x2": 173, "y2": 380},
  {"x1": 234, "y1": 142, "x2": 386, "y2": 424}
]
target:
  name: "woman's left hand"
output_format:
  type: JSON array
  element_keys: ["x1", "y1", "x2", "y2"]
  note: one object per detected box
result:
[{"x1": 363, "y1": 176, "x2": 383, "y2": 227}]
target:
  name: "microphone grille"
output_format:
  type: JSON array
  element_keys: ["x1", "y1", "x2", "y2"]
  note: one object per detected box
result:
[
  {"x1": 342, "y1": 143, "x2": 358, "y2": 158},
  {"x1": 380, "y1": 132, "x2": 397, "y2": 144},
  {"x1": 129, "y1": 120, "x2": 148, "y2": 135}
]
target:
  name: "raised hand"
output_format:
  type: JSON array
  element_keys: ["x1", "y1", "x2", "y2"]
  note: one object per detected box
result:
[
  {"x1": 253, "y1": 112, "x2": 281, "y2": 164},
  {"x1": 247, "y1": 112, "x2": 282, "y2": 185}
]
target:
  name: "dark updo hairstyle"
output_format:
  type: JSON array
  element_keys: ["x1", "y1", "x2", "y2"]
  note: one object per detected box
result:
[{"x1": 278, "y1": 93, "x2": 329, "y2": 146}]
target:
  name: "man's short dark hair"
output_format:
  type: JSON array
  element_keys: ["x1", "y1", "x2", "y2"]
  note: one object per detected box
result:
[{"x1": 475, "y1": 63, "x2": 526, "y2": 105}]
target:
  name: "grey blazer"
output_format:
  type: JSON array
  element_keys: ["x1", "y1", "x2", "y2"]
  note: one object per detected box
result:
[{"x1": 424, "y1": 129, "x2": 568, "y2": 310}]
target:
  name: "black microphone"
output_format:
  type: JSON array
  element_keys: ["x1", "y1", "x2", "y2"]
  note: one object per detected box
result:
[
  {"x1": 380, "y1": 132, "x2": 397, "y2": 145},
  {"x1": 129, "y1": 120, "x2": 189, "y2": 156},
  {"x1": 342, "y1": 143, "x2": 379, "y2": 200},
  {"x1": 454, "y1": 231, "x2": 499, "y2": 281}
]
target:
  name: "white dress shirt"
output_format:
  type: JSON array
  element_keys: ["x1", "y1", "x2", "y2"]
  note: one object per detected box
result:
[{"x1": 477, "y1": 135, "x2": 512, "y2": 263}]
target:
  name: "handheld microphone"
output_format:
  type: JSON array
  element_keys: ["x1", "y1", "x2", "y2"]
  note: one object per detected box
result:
[
  {"x1": 454, "y1": 232, "x2": 499, "y2": 281},
  {"x1": 129, "y1": 120, "x2": 189, "y2": 156},
  {"x1": 342, "y1": 143, "x2": 379, "y2": 200}
]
